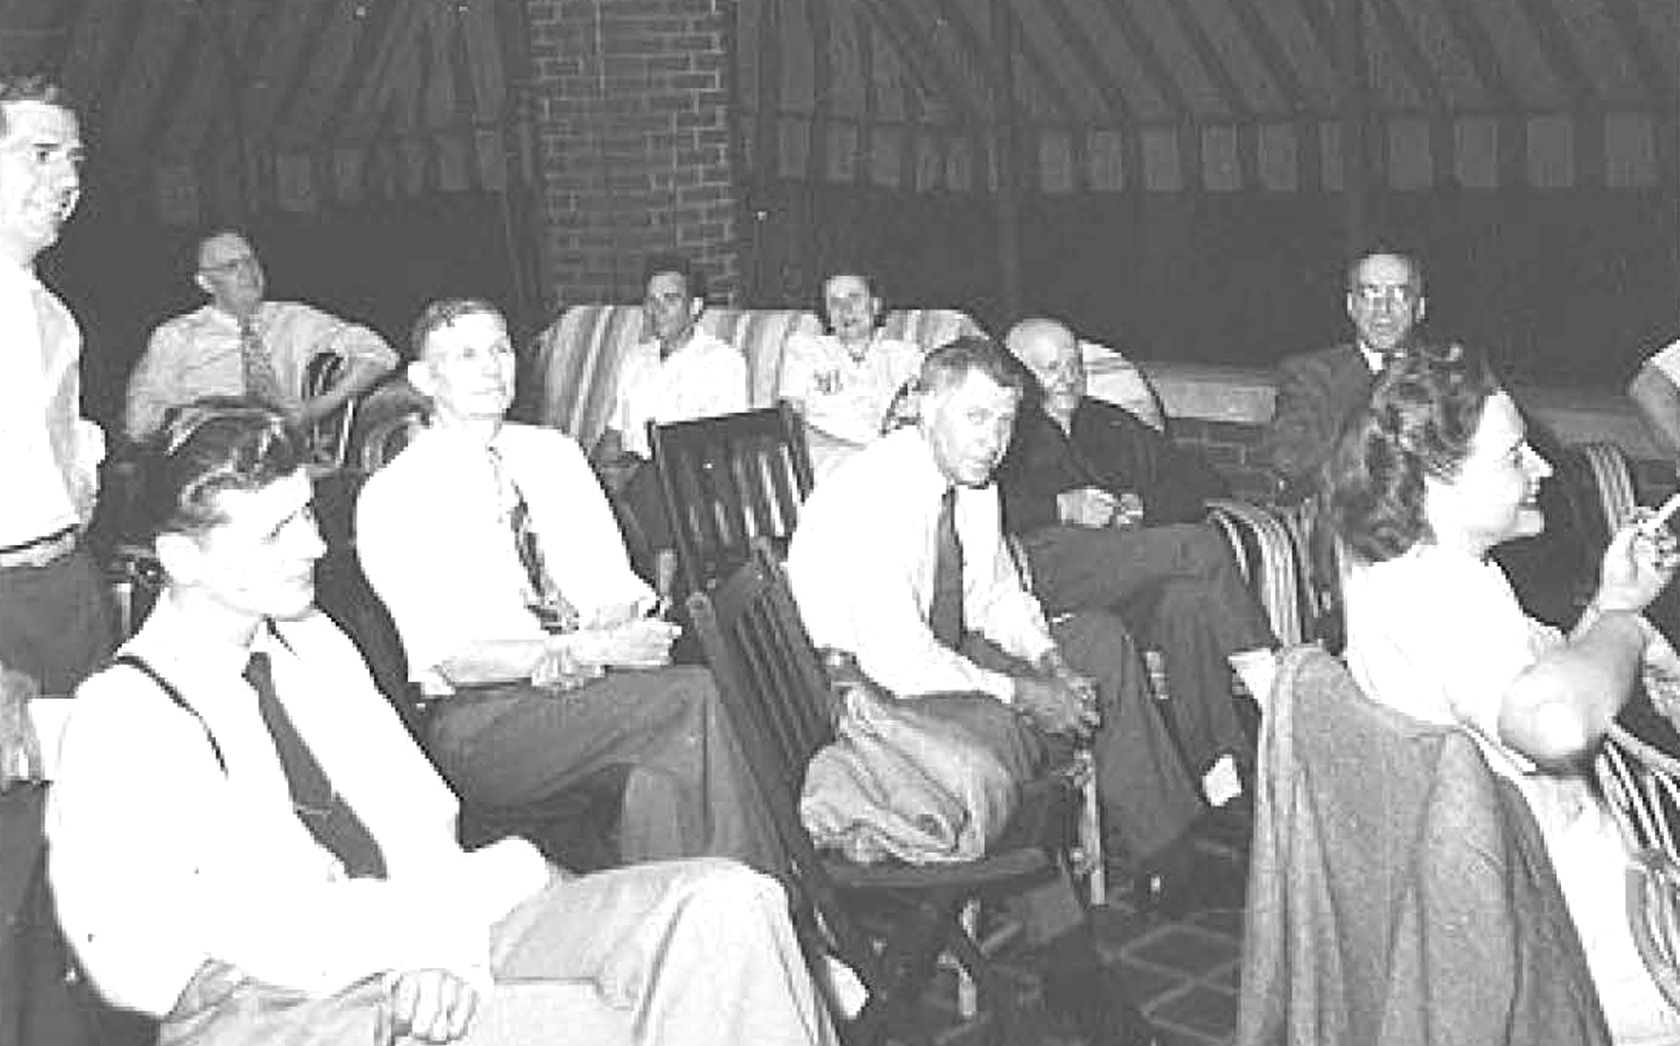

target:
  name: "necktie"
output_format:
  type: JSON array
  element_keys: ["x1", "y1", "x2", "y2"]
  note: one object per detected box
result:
[
  {"x1": 929, "y1": 486, "x2": 964, "y2": 649},
  {"x1": 238, "y1": 317, "x2": 288, "y2": 408},
  {"x1": 245, "y1": 650, "x2": 386, "y2": 878},
  {"x1": 488, "y1": 446, "x2": 578, "y2": 632}
]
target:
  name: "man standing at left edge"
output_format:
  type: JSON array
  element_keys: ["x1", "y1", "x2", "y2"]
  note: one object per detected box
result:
[
  {"x1": 0, "y1": 74, "x2": 113, "y2": 1046},
  {"x1": 0, "y1": 75, "x2": 109, "y2": 707}
]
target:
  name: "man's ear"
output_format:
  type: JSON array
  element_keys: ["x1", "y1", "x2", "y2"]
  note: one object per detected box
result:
[
  {"x1": 688, "y1": 297, "x2": 704, "y2": 320},
  {"x1": 1344, "y1": 291, "x2": 1357, "y2": 324},
  {"x1": 1414, "y1": 296, "x2": 1428, "y2": 324},
  {"x1": 406, "y1": 359, "x2": 435, "y2": 396},
  {"x1": 153, "y1": 531, "x2": 200, "y2": 587},
  {"x1": 194, "y1": 272, "x2": 212, "y2": 298}
]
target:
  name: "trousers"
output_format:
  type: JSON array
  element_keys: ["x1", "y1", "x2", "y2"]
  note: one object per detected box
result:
[
  {"x1": 1023, "y1": 522, "x2": 1274, "y2": 774},
  {"x1": 159, "y1": 859, "x2": 837, "y2": 1046},
  {"x1": 964, "y1": 609, "x2": 1203, "y2": 861},
  {"x1": 0, "y1": 547, "x2": 113, "y2": 697},
  {"x1": 427, "y1": 666, "x2": 777, "y2": 871}
]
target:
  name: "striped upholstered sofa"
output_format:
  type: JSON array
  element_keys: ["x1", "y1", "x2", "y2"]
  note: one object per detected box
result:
[{"x1": 527, "y1": 305, "x2": 982, "y2": 451}]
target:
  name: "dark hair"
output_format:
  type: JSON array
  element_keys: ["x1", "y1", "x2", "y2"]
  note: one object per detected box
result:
[
  {"x1": 1323, "y1": 343, "x2": 1500, "y2": 563},
  {"x1": 817, "y1": 264, "x2": 884, "y2": 335},
  {"x1": 409, "y1": 297, "x2": 504, "y2": 360},
  {"x1": 1345, "y1": 246, "x2": 1426, "y2": 295},
  {"x1": 642, "y1": 253, "x2": 707, "y2": 303},
  {"x1": 919, "y1": 335, "x2": 1027, "y2": 398},
  {"x1": 141, "y1": 398, "x2": 307, "y2": 541},
  {"x1": 0, "y1": 76, "x2": 75, "y2": 131}
]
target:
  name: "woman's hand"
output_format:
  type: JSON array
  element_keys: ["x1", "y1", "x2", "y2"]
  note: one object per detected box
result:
[
  {"x1": 1596, "y1": 514, "x2": 1680, "y2": 614},
  {"x1": 566, "y1": 617, "x2": 681, "y2": 670}
]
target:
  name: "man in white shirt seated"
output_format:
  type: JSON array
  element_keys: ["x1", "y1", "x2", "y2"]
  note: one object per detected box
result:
[
  {"x1": 787, "y1": 338, "x2": 1238, "y2": 1008},
  {"x1": 48, "y1": 399, "x2": 835, "y2": 1046},
  {"x1": 124, "y1": 228, "x2": 398, "y2": 442},
  {"x1": 356, "y1": 299, "x2": 775, "y2": 870},
  {"x1": 779, "y1": 266, "x2": 922, "y2": 480},
  {"x1": 589, "y1": 254, "x2": 747, "y2": 589}
]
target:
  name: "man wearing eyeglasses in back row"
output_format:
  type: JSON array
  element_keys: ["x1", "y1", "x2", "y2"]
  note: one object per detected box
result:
[
  {"x1": 124, "y1": 228, "x2": 397, "y2": 443},
  {"x1": 1259, "y1": 248, "x2": 1428, "y2": 503}
]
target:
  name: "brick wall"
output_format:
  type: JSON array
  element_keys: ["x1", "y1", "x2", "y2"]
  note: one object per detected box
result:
[{"x1": 524, "y1": 0, "x2": 740, "y2": 309}]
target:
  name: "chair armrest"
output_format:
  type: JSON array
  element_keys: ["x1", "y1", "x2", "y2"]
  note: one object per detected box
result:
[{"x1": 1205, "y1": 498, "x2": 1311, "y2": 646}]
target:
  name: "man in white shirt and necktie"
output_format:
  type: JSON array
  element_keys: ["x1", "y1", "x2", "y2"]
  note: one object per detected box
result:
[
  {"x1": 124, "y1": 228, "x2": 397, "y2": 442},
  {"x1": 0, "y1": 75, "x2": 110, "y2": 706}
]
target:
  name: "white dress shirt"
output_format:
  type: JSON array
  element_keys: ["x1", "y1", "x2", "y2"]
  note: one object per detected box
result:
[
  {"x1": 778, "y1": 331, "x2": 922, "y2": 479},
  {"x1": 607, "y1": 329, "x2": 747, "y2": 459},
  {"x1": 356, "y1": 423, "x2": 655, "y2": 692},
  {"x1": 0, "y1": 259, "x2": 103, "y2": 547},
  {"x1": 126, "y1": 301, "x2": 397, "y2": 440},
  {"x1": 786, "y1": 427, "x2": 1053, "y2": 703},
  {"x1": 46, "y1": 599, "x2": 550, "y2": 1016},
  {"x1": 1343, "y1": 543, "x2": 1680, "y2": 1040}
]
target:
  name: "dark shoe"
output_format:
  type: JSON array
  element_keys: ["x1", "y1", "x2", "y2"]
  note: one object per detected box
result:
[{"x1": 1136, "y1": 854, "x2": 1248, "y2": 920}]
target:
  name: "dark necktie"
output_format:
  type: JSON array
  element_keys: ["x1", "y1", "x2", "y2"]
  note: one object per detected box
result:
[
  {"x1": 929, "y1": 486, "x2": 965, "y2": 649},
  {"x1": 239, "y1": 317, "x2": 288, "y2": 408},
  {"x1": 488, "y1": 446, "x2": 578, "y2": 632},
  {"x1": 245, "y1": 650, "x2": 386, "y2": 878}
]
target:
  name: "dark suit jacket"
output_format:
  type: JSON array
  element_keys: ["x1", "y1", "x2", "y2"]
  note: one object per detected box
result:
[
  {"x1": 996, "y1": 396, "x2": 1228, "y2": 534},
  {"x1": 1258, "y1": 343, "x2": 1374, "y2": 503}
]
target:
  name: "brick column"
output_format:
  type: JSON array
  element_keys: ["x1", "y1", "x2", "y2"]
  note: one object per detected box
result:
[{"x1": 524, "y1": 0, "x2": 741, "y2": 309}]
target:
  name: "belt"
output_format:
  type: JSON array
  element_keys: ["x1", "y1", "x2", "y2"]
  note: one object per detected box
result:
[{"x1": 0, "y1": 527, "x2": 77, "y2": 570}]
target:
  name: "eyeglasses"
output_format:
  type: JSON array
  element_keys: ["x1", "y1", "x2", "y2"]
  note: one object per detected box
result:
[{"x1": 1352, "y1": 283, "x2": 1417, "y2": 309}]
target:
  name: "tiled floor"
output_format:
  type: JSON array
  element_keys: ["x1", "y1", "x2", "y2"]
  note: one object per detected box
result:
[{"x1": 900, "y1": 838, "x2": 1247, "y2": 1046}]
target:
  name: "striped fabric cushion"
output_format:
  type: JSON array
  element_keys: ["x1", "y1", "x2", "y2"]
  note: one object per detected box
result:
[{"x1": 528, "y1": 306, "x2": 986, "y2": 449}]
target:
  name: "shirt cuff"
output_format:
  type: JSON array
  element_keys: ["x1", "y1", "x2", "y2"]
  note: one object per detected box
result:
[{"x1": 977, "y1": 668, "x2": 1016, "y2": 705}]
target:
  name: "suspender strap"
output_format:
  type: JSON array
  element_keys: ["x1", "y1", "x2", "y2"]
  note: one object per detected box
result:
[{"x1": 109, "y1": 653, "x2": 227, "y2": 775}]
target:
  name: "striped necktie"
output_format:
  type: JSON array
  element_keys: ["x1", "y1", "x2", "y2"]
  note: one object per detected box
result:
[
  {"x1": 488, "y1": 444, "x2": 579, "y2": 632},
  {"x1": 239, "y1": 317, "x2": 288, "y2": 408}
]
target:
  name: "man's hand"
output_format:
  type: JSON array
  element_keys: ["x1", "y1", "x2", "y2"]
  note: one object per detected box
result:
[
  {"x1": 566, "y1": 617, "x2": 681, "y2": 670},
  {"x1": 1110, "y1": 491, "x2": 1145, "y2": 528},
  {"x1": 389, "y1": 969, "x2": 479, "y2": 1044},
  {"x1": 1056, "y1": 487, "x2": 1118, "y2": 529},
  {"x1": 530, "y1": 644, "x2": 604, "y2": 692},
  {"x1": 1012, "y1": 676, "x2": 1100, "y2": 740},
  {"x1": 0, "y1": 664, "x2": 44, "y2": 790}
]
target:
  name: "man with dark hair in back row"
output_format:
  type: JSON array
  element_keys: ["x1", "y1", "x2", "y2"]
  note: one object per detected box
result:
[
  {"x1": 590, "y1": 254, "x2": 747, "y2": 591},
  {"x1": 49, "y1": 398, "x2": 835, "y2": 1046},
  {"x1": 1259, "y1": 248, "x2": 1428, "y2": 502}
]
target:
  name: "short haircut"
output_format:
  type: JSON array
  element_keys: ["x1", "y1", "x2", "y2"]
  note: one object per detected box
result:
[
  {"x1": 141, "y1": 398, "x2": 307, "y2": 541},
  {"x1": 1345, "y1": 246, "x2": 1426, "y2": 294},
  {"x1": 1323, "y1": 343, "x2": 1500, "y2": 564},
  {"x1": 0, "y1": 75, "x2": 75, "y2": 133},
  {"x1": 193, "y1": 226, "x2": 253, "y2": 270},
  {"x1": 918, "y1": 335, "x2": 1027, "y2": 399},
  {"x1": 409, "y1": 297, "x2": 504, "y2": 360},
  {"x1": 642, "y1": 253, "x2": 707, "y2": 302}
]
